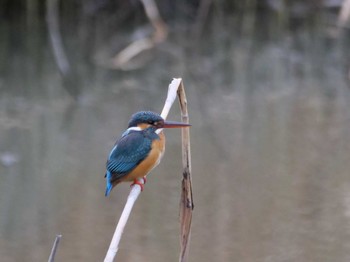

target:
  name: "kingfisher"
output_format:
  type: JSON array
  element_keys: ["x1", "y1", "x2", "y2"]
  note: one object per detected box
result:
[{"x1": 104, "y1": 111, "x2": 191, "y2": 196}]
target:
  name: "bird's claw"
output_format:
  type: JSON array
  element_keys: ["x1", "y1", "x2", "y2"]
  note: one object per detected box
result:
[{"x1": 130, "y1": 178, "x2": 145, "y2": 191}]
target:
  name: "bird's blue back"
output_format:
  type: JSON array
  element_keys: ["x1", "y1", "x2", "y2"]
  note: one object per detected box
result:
[{"x1": 105, "y1": 127, "x2": 159, "y2": 196}]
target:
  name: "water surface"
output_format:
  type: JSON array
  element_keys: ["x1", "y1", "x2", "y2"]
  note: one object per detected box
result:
[{"x1": 1, "y1": 9, "x2": 350, "y2": 262}]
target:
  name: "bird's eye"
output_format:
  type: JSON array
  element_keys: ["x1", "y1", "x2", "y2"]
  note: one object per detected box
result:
[{"x1": 153, "y1": 121, "x2": 158, "y2": 126}]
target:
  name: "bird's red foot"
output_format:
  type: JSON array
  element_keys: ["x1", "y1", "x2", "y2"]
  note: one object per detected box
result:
[
  {"x1": 143, "y1": 176, "x2": 147, "y2": 184},
  {"x1": 130, "y1": 179, "x2": 145, "y2": 191}
]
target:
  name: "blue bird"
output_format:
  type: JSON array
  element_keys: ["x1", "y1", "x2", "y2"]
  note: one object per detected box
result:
[{"x1": 105, "y1": 111, "x2": 191, "y2": 196}]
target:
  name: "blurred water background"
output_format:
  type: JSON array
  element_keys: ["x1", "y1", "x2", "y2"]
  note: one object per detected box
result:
[{"x1": 1, "y1": 0, "x2": 350, "y2": 261}]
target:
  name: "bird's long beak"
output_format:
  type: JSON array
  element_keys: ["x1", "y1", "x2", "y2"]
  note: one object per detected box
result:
[{"x1": 163, "y1": 120, "x2": 191, "y2": 128}]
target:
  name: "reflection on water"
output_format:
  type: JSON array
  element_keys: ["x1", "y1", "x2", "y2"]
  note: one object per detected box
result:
[{"x1": 1, "y1": 10, "x2": 350, "y2": 262}]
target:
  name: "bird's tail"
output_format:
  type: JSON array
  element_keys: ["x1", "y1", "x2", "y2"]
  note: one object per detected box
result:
[{"x1": 105, "y1": 171, "x2": 113, "y2": 197}]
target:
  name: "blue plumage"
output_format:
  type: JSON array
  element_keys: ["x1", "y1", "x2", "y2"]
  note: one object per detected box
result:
[
  {"x1": 105, "y1": 127, "x2": 159, "y2": 196},
  {"x1": 105, "y1": 170, "x2": 113, "y2": 196},
  {"x1": 104, "y1": 111, "x2": 190, "y2": 196}
]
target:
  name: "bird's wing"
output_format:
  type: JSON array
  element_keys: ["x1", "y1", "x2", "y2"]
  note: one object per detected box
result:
[{"x1": 106, "y1": 131, "x2": 151, "y2": 181}]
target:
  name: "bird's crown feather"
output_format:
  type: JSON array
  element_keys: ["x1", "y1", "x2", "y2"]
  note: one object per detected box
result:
[{"x1": 128, "y1": 111, "x2": 163, "y2": 127}]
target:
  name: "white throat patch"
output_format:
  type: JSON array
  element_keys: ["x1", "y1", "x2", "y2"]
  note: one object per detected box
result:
[
  {"x1": 127, "y1": 126, "x2": 142, "y2": 132},
  {"x1": 121, "y1": 126, "x2": 142, "y2": 138}
]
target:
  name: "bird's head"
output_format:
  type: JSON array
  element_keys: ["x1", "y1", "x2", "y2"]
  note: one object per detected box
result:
[{"x1": 128, "y1": 111, "x2": 191, "y2": 130}]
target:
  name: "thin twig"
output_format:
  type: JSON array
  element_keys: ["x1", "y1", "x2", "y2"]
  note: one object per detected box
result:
[
  {"x1": 140, "y1": 0, "x2": 168, "y2": 43},
  {"x1": 177, "y1": 81, "x2": 194, "y2": 262},
  {"x1": 48, "y1": 234, "x2": 62, "y2": 262},
  {"x1": 46, "y1": 0, "x2": 70, "y2": 77},
  {"x1": 338, "y1": 0, "x2": 350, "y2": 29},
  {"x1": 192, "y1": 0, "x2": 212, "y2": 39},
  {"x1": 160, "y1": 78, "x2": 182, "y2": 120},
  {"x1": 104, "y1": 181, "x2": 144, "y2": 262},
  {"x1": 111, "y1": 38, "x2": 154, "y2": 69},
  {"x1": 46, "y1": 0, "x2": 80, "y2": 98},
  {"x1": 104, "y1": 78, "x2": 185, "y2": 262}
]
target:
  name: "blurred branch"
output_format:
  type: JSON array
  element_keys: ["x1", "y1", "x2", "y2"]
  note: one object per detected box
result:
[
  {"x1": 46, "y1": 0, "x2": 70, "y2": 77},
  {"x1": 338, "y1": 0, "x2": 350, "y2": 28},
  {"x1": 109, "y1": 0, "x2": 168, "y2": 70},
  {"x1": 337, "y1": 0, "x2": 350, "y2": 84},
  {"x1": 141, "y1": 0, "x2": 168, "y2": 43},
  {"x1": 46, "y1": 0, "x2": 80, "y2": 98},
  {"x1": 111, "y1": 38, "x2": 154, "y2": 69},
  {"x1": 48, "y1": 234, "x2": 62, "y2": 262},
  {"x1": 192, "y1": 0, "x2": 212, "y2": 39},
  {"x1": 331, "y1": 0, "x2": 350, "y2": 37}
]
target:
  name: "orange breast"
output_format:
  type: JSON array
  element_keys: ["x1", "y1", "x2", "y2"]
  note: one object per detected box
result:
[{"x1": 123, "y1": 131, "x2": 165, "y2": 181}]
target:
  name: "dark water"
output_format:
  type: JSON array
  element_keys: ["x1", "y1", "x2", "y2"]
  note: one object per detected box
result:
[{"x1": 1, "y1": 9, "x2": 350, "y2": 262}]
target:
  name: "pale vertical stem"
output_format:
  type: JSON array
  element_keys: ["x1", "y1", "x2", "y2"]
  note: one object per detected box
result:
[
  {"x1": 177, "y1": 82, "x2": 194, "y2": 262},
  {"x1": 161, "y1": 78, "x2": 182, "y2": 119},
  {"x1": 104, "y1": 184, "x2": 143, "y2": 262},
  {"x1": 48, "y1": 234, "x2": 62, "y2": 262},
  {"x1": 157, "y1": 78, "x2": 182, "y2": 134}
]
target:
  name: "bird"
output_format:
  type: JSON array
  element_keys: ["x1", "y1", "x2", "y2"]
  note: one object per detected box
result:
[{"x1": 104, "y1": 111, "x2": 191, "y2": 196}]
